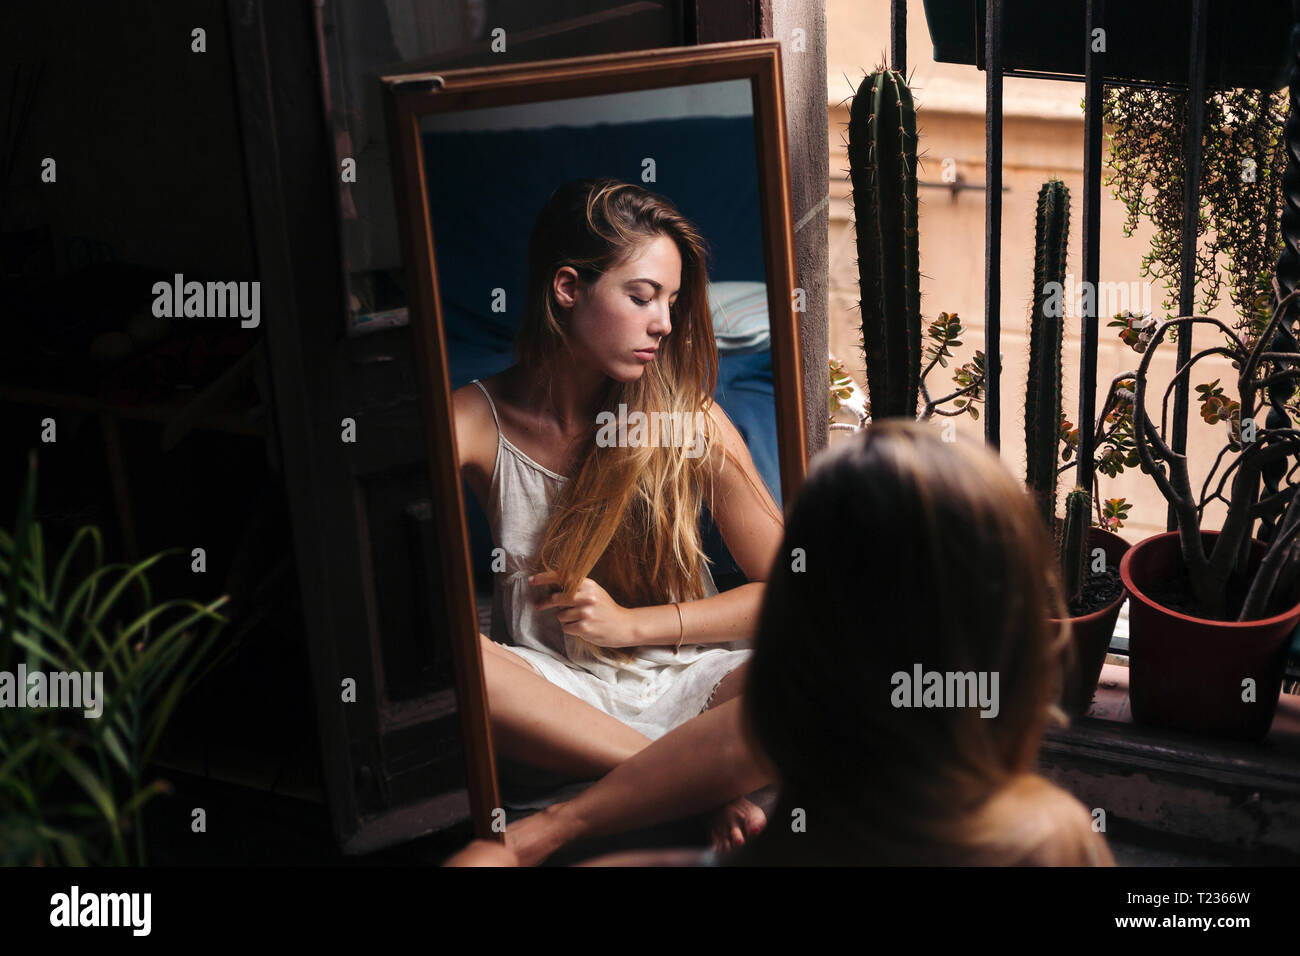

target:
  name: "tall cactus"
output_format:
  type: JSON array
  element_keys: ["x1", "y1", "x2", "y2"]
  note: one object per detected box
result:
[
  {"x1": 849, "y1": 68, "x2": 921, "y2": 419},
  {"x1": 1062, "y1": 486, "x2": 1092, "y2": 607},
  {"x1": 1025, "y1": 179, "x2": 1071, "y2": 530},
  {"x1": 1022, "y1": 180, "x2": 1094, "y2": 610}
]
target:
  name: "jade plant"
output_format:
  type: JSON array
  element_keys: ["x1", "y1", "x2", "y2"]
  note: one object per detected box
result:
[
  {"x1": 1099, "y1": 65, "x2": 1300, "y2": 620},
  {"x1": 848, "y1": 66, "x2": 988, "y2": 424},
  {"x1": 828, "y1": 355, "x2": 868, "y2": 429},
  {"x1": 1117, "y1": 288, "x2": 1300, "y2": 621}
]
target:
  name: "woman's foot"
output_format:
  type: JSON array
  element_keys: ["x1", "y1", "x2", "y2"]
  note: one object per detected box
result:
[{"x1": 708, "y1": 795, "x2": 767, "y2": 856}]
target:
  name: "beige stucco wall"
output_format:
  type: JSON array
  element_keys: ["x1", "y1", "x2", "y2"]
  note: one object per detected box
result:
[{"x1": 825, "y1": 0, "x2": 1245, "y2": 543}]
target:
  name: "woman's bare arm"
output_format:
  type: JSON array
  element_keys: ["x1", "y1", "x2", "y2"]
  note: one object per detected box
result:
[
  {"x1": 631, "y1": 401, "x2": 785, "y2": 646},
  {"x1": 451, "y1": 383, "x2": 494, "y2": 508},
  {"x1": 443, "y1": 838, "x2": 521, "y2": 866}
]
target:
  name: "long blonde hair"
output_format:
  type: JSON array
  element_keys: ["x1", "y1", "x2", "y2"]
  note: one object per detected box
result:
[
  {"x1": 743, "y1": 419, "x2": 1082, "y2": 863},
  {"x1": 518, "y1": 178, "x2": 778, "y2": 662}
]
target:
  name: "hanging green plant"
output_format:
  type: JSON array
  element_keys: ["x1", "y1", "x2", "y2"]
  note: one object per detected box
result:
[{"x1": 1101, "y1": 84, "x2": 1289, "y2": 345}]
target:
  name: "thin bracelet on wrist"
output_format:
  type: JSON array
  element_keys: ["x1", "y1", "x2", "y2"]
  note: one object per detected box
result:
[{"x1": 673, "y1": 601, "x2": 685, "y2": 651}]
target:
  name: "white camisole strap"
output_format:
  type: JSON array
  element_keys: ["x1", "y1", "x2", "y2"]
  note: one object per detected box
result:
[
  {"x1": 470, "y1": 379, "x2": 502, "y2": 437},
  {"x1": 469, "y1": 377, "x2": 570, "y2": 482}
]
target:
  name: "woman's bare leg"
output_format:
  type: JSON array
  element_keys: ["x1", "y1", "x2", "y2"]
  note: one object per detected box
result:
[
  {"x1": 506, "y1": 695, "x2": 773, "y2": 865},
  {"x1": 705, "y1": 661, "x2": 749, "y2": 710},
  {"x1": 699, "y1": 663, "x2": 766, "y2": 852},
  {"x1": 481, "y1": 640, "x2": 764, "y2": 859},
  {"x1": 478, "y1": 633, "x2": 652, "y2": 778}
]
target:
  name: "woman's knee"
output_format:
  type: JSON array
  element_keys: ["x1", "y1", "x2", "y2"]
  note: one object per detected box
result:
[
  {"x1": 706, "y1": 662, "x2": 750, "y2": 710},
  {"x1": 479, "y1": 632, "x2": 544, "y2": 679}
]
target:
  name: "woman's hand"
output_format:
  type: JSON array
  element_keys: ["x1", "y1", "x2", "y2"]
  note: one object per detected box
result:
[{"x1": 530, "y1": 571, "x2": 640, "y2": 648}]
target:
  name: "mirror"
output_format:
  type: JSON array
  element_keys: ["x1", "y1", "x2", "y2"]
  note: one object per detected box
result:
[{"x1": 383, "y1": 39, "x2": 807, "y2": 841}]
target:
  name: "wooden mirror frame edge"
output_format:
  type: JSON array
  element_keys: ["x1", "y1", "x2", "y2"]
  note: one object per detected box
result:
[{"x1": 382, "y1": 37, "x2": 809, "y2": 843}]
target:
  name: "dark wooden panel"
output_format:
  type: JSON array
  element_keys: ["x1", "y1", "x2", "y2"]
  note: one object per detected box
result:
[
  {"x1": 693, "y1": 0, "x2": 762, "y2": 42},
  {"x1": 225, "y1": 0, "x2": 479, "y2": 853}
]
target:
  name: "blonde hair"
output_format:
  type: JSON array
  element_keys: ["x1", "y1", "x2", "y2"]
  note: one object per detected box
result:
[
  {"x1": 517, "y1": 178, "x2": 780, "y2": 663},
  {"x1": 742, "y1": 419, "x2": 1091, "y2": 864}
]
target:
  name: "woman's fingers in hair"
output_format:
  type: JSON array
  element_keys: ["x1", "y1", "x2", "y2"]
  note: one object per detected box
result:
[
  {"x1": 529, "y1": 571, "x2": 581, "y2": 610},
  {"x1": 531, "y1": 573, "x2": 619, "y2": 614}
]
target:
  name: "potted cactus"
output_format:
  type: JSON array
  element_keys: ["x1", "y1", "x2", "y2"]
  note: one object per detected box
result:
[{"x1": 1023, "y1": 178, "x2": 1134, "y2": 716}]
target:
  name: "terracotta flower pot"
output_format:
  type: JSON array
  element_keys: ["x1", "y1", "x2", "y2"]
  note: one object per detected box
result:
[
  {"x1": 1052, "y1": 526, "x2": 1130, "y2": 717},
  {"x1": 1119, "y1": 530, "x2": 1300, "y2": 741}
]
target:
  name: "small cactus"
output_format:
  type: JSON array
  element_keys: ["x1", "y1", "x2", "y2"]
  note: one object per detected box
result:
[{"x1": 1061, "y1": 486, "x2": 1091, "y2": 607}]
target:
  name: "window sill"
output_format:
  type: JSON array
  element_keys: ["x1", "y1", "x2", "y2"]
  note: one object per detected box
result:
[{"x1": 1040, "y1": 663, "x2": 1300, "y2": 863}]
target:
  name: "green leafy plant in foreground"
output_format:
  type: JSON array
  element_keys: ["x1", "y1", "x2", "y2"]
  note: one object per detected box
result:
[{"x1": 0, "y1": 450, "x2": 230, "y2": 864}]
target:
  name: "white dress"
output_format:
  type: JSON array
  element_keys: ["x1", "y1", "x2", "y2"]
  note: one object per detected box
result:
[{"x1": 470, "y1": 379, "x2": 752, "y2": 743}]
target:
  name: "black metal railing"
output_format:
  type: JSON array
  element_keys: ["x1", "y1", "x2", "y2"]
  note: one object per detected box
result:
[{"x1": 891, "y1": 0, "x2": 1216, "y2": 531}]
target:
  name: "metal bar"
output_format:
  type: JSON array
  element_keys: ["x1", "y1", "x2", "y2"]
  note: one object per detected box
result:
[
  {"x1": 1276, "y1": 1, "x2": 1300, "y2": 310},
  {"x1": 1169, "y1": 0, "x2": 1210, "y2": 531},
  {"x1": 1076, "y1": 0, "x2": 1105, "y2": 500},
  {"x1": 1000, "y1": 68, "x2": 1204, "y2": 93},
  {"x1": 918, "y1": 181, "x2": 1010, "y2": 192},
  {"x1": 984, "y1": 0, "x2": 1003, "y2": 448},
  {"x1": 891, "y1": 0, "x2": 906, "y2": 76}
]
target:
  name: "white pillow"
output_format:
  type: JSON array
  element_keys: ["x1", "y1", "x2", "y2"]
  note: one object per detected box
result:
[{"x1": 708, "y1": 281, "x2": 771, "y2": 354}]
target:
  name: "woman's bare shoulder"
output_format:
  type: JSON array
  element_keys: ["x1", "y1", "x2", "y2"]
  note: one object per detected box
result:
[
  {"x1": 450, "y1": 378, "x2": 498, "y2": 483},
  {"x1": 990, "y1": 776, "x2": 1115, "y2": 866}
]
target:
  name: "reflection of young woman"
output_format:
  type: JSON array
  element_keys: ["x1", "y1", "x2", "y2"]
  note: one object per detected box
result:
[
  {"x1": 452, "y1": 178, "x2": 784, "y2": 853},
  {"x1": 450, "y1": 420, "x2": 1115, "y2": 867}
]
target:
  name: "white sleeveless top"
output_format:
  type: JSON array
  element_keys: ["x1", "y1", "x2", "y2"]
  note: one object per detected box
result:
[{"x1": 470, "y1": 378, "x2": 751, "y2": 741}]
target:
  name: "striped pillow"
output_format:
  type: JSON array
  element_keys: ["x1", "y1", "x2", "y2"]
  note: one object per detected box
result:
[{"x1": 708, "y1": 281, "x2": 771, "y2": 354}]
